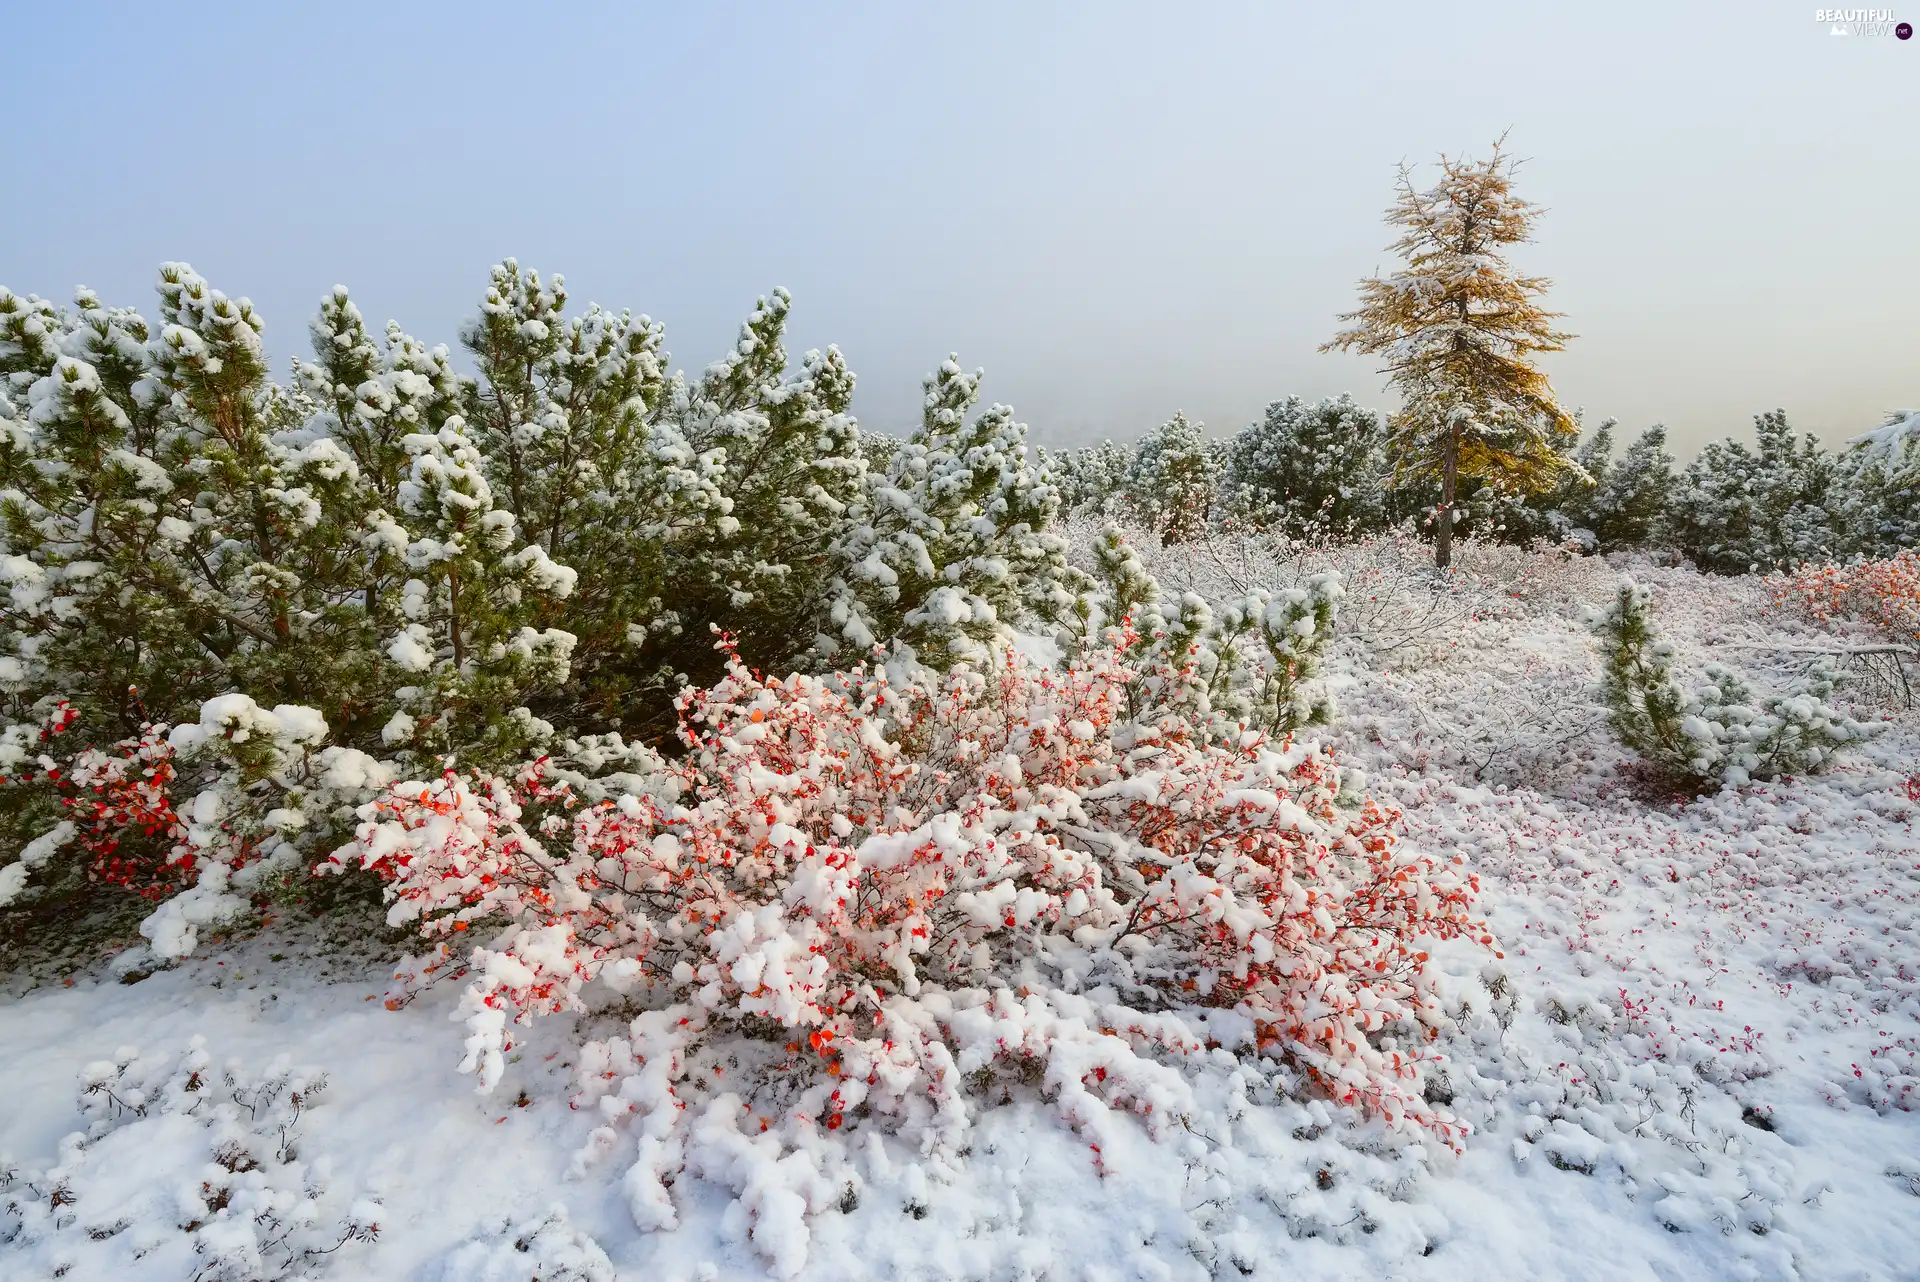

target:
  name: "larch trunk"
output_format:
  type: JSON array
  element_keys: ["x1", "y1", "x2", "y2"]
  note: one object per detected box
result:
[{"x1": 1436, "y1": 424, "x2": 1458, "y2": 570}]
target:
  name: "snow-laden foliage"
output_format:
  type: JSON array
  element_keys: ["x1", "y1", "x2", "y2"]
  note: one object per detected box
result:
[
  {"x1": 827, "y1": 358, "x2": 1088, "y2": 669},
  {"x1": 445, "y1": 268, "x2": 880, "y2": 718},
  {"x1": 431, "y1": 1205, "x2": 613, "y2": 1282},
  {"x1": 0, "y1": 265, "x2": 1081, "y2": 927},
  {"x1": 1047, "y1": 438, "x2": 1133, "y2": 515},
  {"x1": 1221, "y1": 394, "x2": 1385, "y2": 539},
  {"x1": 0, "y1": 689, "x2": 397, "y2": 959},
  {"x1": 1083, "y1": 524, "x2": 1344, "y2": 737},
  {"x1": 326, "y1": 636, "x2": 1485, "y2": 1273},
  {"x1": 1848, "y1": 407, "x2": 1920, "y2": 455},
  {"x1": 1071, "y1": 407, "x2": 1671, "y2": 558},
  {"x1": 1567, "y1": 420, "x2": 1678, "y2": 552},
  {"x1": 0, "y1": 1037, "x2": 379, "y2": 1281},
  {"x1": 1833, "y1": 408, "x2": 1920, "y2": 559},
  {"x1": 1123, "y1": 411, "x2": 1219, "y2": 545},
  {"x1": 0, "y1": 269, "x2": 578, "y2": 782},
  {"x1": 1589, "y1": 579, "x2": 1878, "y2": 787},
  {"x1": 1663, "y1": 410, "x2": 1839, "y2": 574},
  {"x1": 1439, "y1": 416, "x2": 1640, "y2": 552},
  {"x1": 0, "y1": 267, "x2": 578, "y2": 920}
]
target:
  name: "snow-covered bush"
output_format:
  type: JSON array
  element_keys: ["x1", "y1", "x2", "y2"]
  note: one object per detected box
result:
[
  {"x1": 0, "y1": 688, "x2": 403, "y2": 958},
  {"x1": 1048, "y1": 438, "x2": 1133, "y2": 514},
  {"x1": 829, "y1": 358, "x2": 1089, "y2": 669},
  {"x1": 0, "y1": 1037, "x2": 379, "y2": 1280},
  {"x1": 328, "y1": 635, "x2": 1486, "y2": 1272},
  {"x1": 1123, "y1": 411, "x2": 1219, "y2": 545},
  {"x1": 1221, "y1": 395, "x2": 1386, "y2": 539},
  {"x1": 1481, "y1": 417, "x2": 1673, "y2": 553},
  {"x1": 1833, "y1": 408, "x2": 1920, "y2": 558},
  {"x1": 1101, "y1": 517, "x2": 1581, "y2": 667},
  {"x1": 0, "y1": 266, "x2": 583, "y2": 932},
  {"x1": 1772, "y1": 550, "x2": 1920, "y2": 647},
  {"x1": 1589, "y1": 579, "x2": 1878, "y2": 787},
  {"x1": 0, "y1": 269, "x2": 578, "y2": 782},
  {"x1": 1083, "y1": 524, "x2": 1344, "y2": 736},
  {"x1": 445, "y1": 267, "x2": 884, "y2": 724},
  {"x1": 1663, "y1": 410, "x2": 1838, "y2": 574},
  {"x1": 432, "y1": 1205, "x2": 612, "y2": 1282},
  {"x1": 1567, "y1": 422, "x2": 1676, "y2": 552}
]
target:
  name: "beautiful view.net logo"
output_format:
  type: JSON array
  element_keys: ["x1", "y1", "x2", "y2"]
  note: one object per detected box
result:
[{"x1": 1815, "y1": 8, "x2": 1912, "y2": 36}]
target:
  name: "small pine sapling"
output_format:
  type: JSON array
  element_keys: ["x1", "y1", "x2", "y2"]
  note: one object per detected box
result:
[
  {"x1": 1084, "y1": 524, "x2": 1342, "y2": 737},
  {"x1": 1589, "y1": 579, "x2": 1878, "y2": 788}
]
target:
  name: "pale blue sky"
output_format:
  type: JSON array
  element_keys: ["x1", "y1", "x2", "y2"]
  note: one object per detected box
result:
[{"x1": 4, "y1": 1, "x2": 1913, "y2": 453}]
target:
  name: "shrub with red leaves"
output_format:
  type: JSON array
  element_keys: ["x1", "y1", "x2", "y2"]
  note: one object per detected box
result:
[
  {"x1": 1773, "y1": 551, "x2": 1920, "y2": 646},
  {"x1": 62, "y1": 724, "x2": 197, "y2": 899},
  {"x1": 0, "y1": 705, "x2": 200, "y2": 902},
  {"x1": 2, "y1": 691, "x2": 381, "y2": 958},
  {"x1": 336, "y1": 634, "x2": 1491, "y2": 1172}
]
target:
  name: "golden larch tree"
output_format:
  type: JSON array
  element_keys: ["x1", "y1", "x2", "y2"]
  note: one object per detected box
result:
[{"x1": 1324, "y1": 137, "x2": 1581, "y2": 568}]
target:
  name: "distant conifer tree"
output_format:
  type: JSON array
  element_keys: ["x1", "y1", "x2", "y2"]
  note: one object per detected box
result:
[{"x1": 1325, "y1": 137, "x2": 1581, "y2": 568}]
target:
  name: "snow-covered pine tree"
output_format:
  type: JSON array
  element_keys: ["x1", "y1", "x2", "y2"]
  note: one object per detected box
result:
[
  {"x1": 670, "y1": 289, "x2": 871, "y2": 684},
  {"x1": 298, "y1": 286, "x2": 465, "y2": 504},
  {"x1": 1834, "y1": 409, "x2": 1920, "y2": 558},
  {"x1": 455, "y1": 260, "x2": 696, "y2": 732},
  {"x1": 859, "y1": 430, "x2": 904, "y2": 475},
  {"x1": 1590, "y1": 578, "x2": 1876, "y2": 788},
  {"x1": 1222, "y1": 394, "x2": 1386, "y2": 538},
  {"x1": 1326, "y1": 138, "x2": 1582, "y2": 568},
  {"x1": 1126, "y1": 411, "x2": 1218, "y2": 545},
  {"x1": 830, "y1": 358, "x2": 1088, "y2": 668},
  {"x1": 278, "y1": 286, "x2": 469, "y2": 746},
  {"x1": 0, "y1": 269, "x2": 390, "y2": 741},
  {"x1": 1583, "y1": 424, "x2": 1675, "y2": 552},
  {"x1": 1849, "y1": 407, "x2": 1920, "y2": 458},
  {"x1": 1082, "y1": 524, "x2": 1342, "y2": 738},
  {"x1": 0, "y1": 268, "x2": 583, "y2": 916},
  {"x1": 1050, "y1": 438, "x2": 1134, "y2": 513},
  {"x1": 1539, "y1": 416, "x2": 1617, "y2": 547},
  {"x1": 276, "y1": 273, "x2": 584, "y2": 766},
  {"x1": 1663, "y1": 410, "x2": 1837, "y2": 574},
  {"x1": 380, "y1": 419, "x2": 580, "y2": 762},
  {"x1": 455, "y1": 264, "x2": 880, "y2": 736}
]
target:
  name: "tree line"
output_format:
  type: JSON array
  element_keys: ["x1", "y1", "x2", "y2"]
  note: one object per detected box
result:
[
  {"x1": 1045, "y1": 136, "x2": 1916, "y2": 571},
  {"x1": 1045, "y1": 396, "x2": 1918, "y2": 572}
]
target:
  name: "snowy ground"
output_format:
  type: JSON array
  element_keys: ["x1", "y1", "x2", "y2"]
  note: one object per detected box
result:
[{"x1": 4, "y1": 551, "x2": 1919, "y2": 1281}]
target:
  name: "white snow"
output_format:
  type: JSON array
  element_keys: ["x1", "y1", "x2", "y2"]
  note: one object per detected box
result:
[
  {"x1": 0, "y1": 821, "x2": 73, "y2": 908},
  {"x1": 137, "y1": 861, "x2": 247, "y2": 960},
  {"x1": 1848, "y1": 408, "x2": 1920, "y2": 456},
  {"x1": 386, "y1": 627, "x2": 434, "y2": 673}
]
